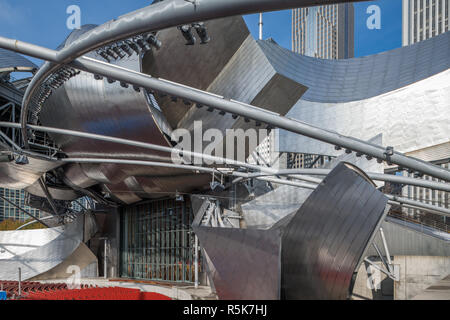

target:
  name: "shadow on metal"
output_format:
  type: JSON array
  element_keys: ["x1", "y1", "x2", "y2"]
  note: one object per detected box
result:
[{"x1": 193, "y1": 162, "x2": 388, "y2": 300}]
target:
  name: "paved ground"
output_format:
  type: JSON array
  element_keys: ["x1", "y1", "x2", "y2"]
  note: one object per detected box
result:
[{"x1": 412, "y1": 275, "x2": 450, "y2": 300}]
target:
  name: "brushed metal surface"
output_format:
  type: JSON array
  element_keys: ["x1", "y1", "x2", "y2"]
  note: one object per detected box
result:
[
  {"x1": 0, "y1": 216, "x2": 84, "y2": 280},
  {"x1": 30, "y1": 242, "x2": 98, "y2": 281},
  {"x1": 25, "y1": 180, "x2": 79, "y2": 201},
  {"x1": 241, "y1": 135, "x2": 385, "y2": 229},
  {"x1": 22, "y1": 18, "x2": 448, "y2": 203},
  {"x1": 194, "y1": 163, "x2": 388, "y2": 300},
  {"x1": 38, "y1": 25, "x2": 210, "y2": 202},
  {"x1": 0, "y1": 48, "x2": 37, "y2": 71},
  {"x1": 36, "y1": 17, "x2": 306, "y2": 203},
  {"x1": 178, "y1": 35, "x2": 307, "y2": 159},
  {"x1": 272, "y1": 32, "x2": 450, "y2": 156},
  {"x1": 259, "y1": 32, "x2": 449, "y2": 103},
  {"x1": 281, "y1": 163, "x2": 388, "y2": 300},
  {"x1": 193, "y1": 225, "x2": 281, "y2": 300},
  {"x1": 0, "y1": 153, "x2": 61, "y2": 189},
  {"x1": 142, "y1": 16, "x2": 250, "y2": 128}
]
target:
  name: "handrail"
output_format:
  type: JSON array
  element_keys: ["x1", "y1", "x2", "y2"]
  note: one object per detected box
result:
[{"x1": 388, "y1": 209, "x2": 449, "y2": 234}]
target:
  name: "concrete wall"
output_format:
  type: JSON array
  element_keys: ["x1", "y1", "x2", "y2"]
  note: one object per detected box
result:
[
  {"x1": 351, "y1": 260, "x2": 394, "y2": 300},
  {"x1": 394, "y1": 255, "x2": 450, "y2": 300},
  {"x1": 352, "y1": 255, "x2": 450, "y2": 300}
]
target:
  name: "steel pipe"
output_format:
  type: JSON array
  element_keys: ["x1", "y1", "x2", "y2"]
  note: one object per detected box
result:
[
  {"x1": 0, "y1": 120, "x2": 448, "y2": 193},
  {"x1": 0, "y1": 130, "x2": 58, "y2": 161},
  {"x1": 70, "y1": 57, "x2": 450, "y2": 181},
  {"x1": 38, "y1": 177, "x2": 60, "y2": 216},
  {"x1": 387, "y1": 195, "x2": 450, "y2": 218},
  {"x1": 0, "y1": 37, "x2": 58, "y2": 62},
  {"x1": 14, "y1": 0, "x2": 366, "y2": 149},
  {"x1": 0, "y1": 194, "x2": 50, "y2": 228},
  {"x1": 59, "y1": 158, "x2": 317, "y2": 190},
  {"x1": 4, "y1": 119, "x2": 450, "y2": 217},
  {"x1": 245, "y1": 169, "x2": 450, "y2": 193},
  {"x1": 58, "y1": 159, "x2": 450, "y2": 217},
  {"x1": 16, "y1": 215, "x2": 53, "y2": 230},
  {"x1": 379, "y1": 227, "x2": 393, "y2": 273},
  {"x1": 0, "y1": 121, "x2": 281, "y2": 175},
  {"x1": 1, "y1": 37, "x2": 448, "y2": 181}
]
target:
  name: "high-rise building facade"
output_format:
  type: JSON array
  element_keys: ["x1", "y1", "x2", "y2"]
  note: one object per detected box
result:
[
  {"x1": 0, "y1": 188, "x2": 41, "y2": 222},
  {"x1": 402, "y1": 0, "x2": 450, "y2": 46},
  {"x1": 292, "y1": 3, "x2": 354, "y2": 59}
]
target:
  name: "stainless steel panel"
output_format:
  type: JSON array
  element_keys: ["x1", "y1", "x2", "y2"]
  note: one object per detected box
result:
[
  {"x1": 193, "y1": 225, "x2": 281, "y2": 300},
  {"x1": 31, "y1": 242, "x2": 98, "y2": 281},
  {"x1": 179, "y1": 36, "x2": 307, "y2": 159},
  {"x1": 0, "y1": 48, "x2": 37, "y2": 71},
  {"x1": 38, "y1": 25, "x2": 207, "y2": 201},
  {"x1": 25, "y1": 180, "x2": 79, "y2": 201},
  {"x1": 39, "y1": 18, "x2": 287, "y2": 203},
  {"x1": 0, "y1": 216, "x2": 84, "y2": 280},
  {"x1": 259, "y1": 33, "x2": 449, "y2": 103},
  {"x1": 281, "y1": 163, "x2": 388, "y2": 300},
  {"x1": 274, "y1": 33, "x2": 450, "y2": 156},
  {"x1": 0, "y1": 154, "x2": 61, "y2": 189},
  {"x1": 194, "y1": 163, "x2": 388, "y2": 300},
  {"x1": 142, "y1": 16, "x2": 250, "y2": 128}
]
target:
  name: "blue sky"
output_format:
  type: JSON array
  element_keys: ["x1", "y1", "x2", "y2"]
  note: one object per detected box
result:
[
  {"x1": 0, "y1": 0, "x2": 402, "y2": 67},
  {"x1": 244, "y1": 0, "x2": 402, "y2": 57}
]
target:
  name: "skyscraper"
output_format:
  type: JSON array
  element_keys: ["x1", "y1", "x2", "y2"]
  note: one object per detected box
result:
[
  {"x1": 402, "y1": 0, "x2": 450, "y2": 46},
  {"x1": 0, "y1": 188, "x2": 42, "y2": 222},
  {"x1": 292, "y1": 3, "x2": 354, "y2": 59}
]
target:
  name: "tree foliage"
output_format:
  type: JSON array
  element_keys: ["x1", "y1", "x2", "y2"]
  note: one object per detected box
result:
[{"x1": 0, "y1": 218, "x2": 47, "y2": 231}]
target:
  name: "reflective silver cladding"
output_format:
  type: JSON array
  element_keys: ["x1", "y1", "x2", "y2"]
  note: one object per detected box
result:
[
  {"x1": 194, "y1": 163, "x2": 388, "y2": 300},
  {"x1": 281, "y1": 162, "x2": 388, "y2": 300}
]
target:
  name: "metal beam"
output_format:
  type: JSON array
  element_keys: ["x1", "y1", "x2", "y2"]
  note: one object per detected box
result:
[
  {"x1": 0, "y1": 0, "x2": 366, "y2": 149},
  {"x1": 364, "y1": 257, "x2": 396, "y2": 280},
  {"x1": 16, "y1": 215, "x2": 53, "y2": 230},
  {"x1": 387, "y1": 195, "x2": 450, "y2": 218},
  {"x1": 255, "y1": 176, "x2": 317, "y2": 189},
  {"x1": 0, "y1": 194, "x2": 50, "y2": 228},
  {"x1": 245, "y1": 169, "x2": 450, "y2": 193},
  {"x1": 0, "y1": 82, "x2": 22, "y2": 105},
  {"x1": 3, "y1": 123, "x2": 448, "y2": 217},
  {"x1": 372, "y1": 242, "x2": 390, "y2": 274},
  {"x1": 38, "y1": 177, "x2": 60, "y2": 216},
  {"x1": 0, "y1": 121, "x2": 280, "y2": 175},
  {"x1": 0, "y1": 119, "x2": 448, "y2": 193},
  {"x1": 59, "y1": 158, "x2": 317, "y2": 190},
  {"x1": 58, "y1": 159, "x2": 450, "y2": 218},
  {"x1": 0, "y1": 129, "x2": 59, "y2": 161},
  {"x1": 379, "y1": 227, "x2": 393, "y2": 274},
  {"x1": 0, "y1": 102, "x2": 14, "y2": 112},
  {"x1": 70, "y1": 56, "x2": 450, "y2": 182},
  {"x1": 0, "y1": 36, "x2": 449, "y2": 181}
]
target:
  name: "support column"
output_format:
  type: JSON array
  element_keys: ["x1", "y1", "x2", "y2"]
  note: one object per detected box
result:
[{"x1": 194, "y1": 235, "x2": 199, "y2": 288}]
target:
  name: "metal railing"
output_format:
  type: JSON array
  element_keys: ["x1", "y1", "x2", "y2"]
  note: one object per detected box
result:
[{"x1": 388, "y1": 208, "x2": 449, "y2": 234}]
